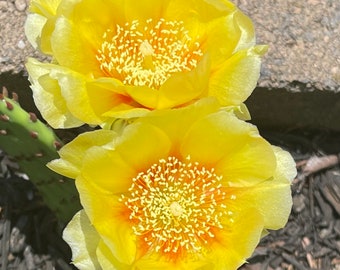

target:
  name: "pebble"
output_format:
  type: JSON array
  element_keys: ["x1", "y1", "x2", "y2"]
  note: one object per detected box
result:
[
  {"x1": 14, "y1": 0, "x2": 26, "y2": 11},
  {"x1": 0, "y1": 1, "x2": 8, "y2": 11},
  {"x1": 292, "y1": 194, "x2": 305, "y2": 213},
  {"x1": 17, "y1": 40, "x2": 25, "y2": 49},
  {"x1": 10, "y1": 227, "x2": 26, "y2": 253}
]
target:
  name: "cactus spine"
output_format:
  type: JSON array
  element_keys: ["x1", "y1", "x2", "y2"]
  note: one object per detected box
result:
[{"x1": 0, "y1": 88, "x2": 81, "y2": 223}]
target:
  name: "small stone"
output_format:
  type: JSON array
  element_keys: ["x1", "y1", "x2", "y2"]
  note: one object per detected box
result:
[
  {"x1": 17, "y1": 40, "x2": 25, "y2": 49},
  {"x1": 293, "y1": 194, "x2": 305, "y2": 213},
  {"x1": 319, "y1": 228, "x2": 332, "y2": 239},
  {"x1": 14, "y1": 0, "x2": 26, "y2": 11},
  {"x1": 0, "y1": 1, "x2": 8, "y2": 11},
  {"x1": 10, "y1": 227, "x2": 26, "y2": 253}
]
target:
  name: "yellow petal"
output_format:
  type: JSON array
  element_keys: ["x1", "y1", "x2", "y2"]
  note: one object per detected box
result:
[
  {"x1": 181, "y1": 110, "x2": 276, "y2": 185},
  {"x1": 225, "y1": 147, "x2": 295, "y2": 229},
  {"x1": 158, "y1": 55, "x2": 210, "y2": 109},
  {"x1": 233, "y1": 9, "x2": 257, "y2": 51},
  {"x1": 125, "y1": 85, "x2": 159, "y2": 109},
  {"x1": 224, "y1": 103, "x2": 251, "y2": 121},
  {"x1": 228, "y1": 176, "x2": 292, "y2": 229},
  {"x1": 204, "y1": 10, "x2": 253, "y2": 67},
  {"x1": 125, "y1": 0, "x2": 170, "y2": 23},
  {"x1": 272, "y1": 146, "x2": 297, "y2": 181},
  {"x1": 62, "y1": 210, "x2": 101, "y2": 270},
  {"x1": 96, "y1": 240, "x2": 131, "y2": 270},
  {"x1": 216, "y1": 136, "x2": 276, "y2": 186},
  {"x1": 165, "y1": 0, "x2": 234, "y2": 23},
  {"x1": 209, "y1": 45, "x2": 268, "y2": 106},
  {"x1": 137, "y1": 98, "x2": 221, "y2": 146},
  {"x1": 51, "y1": 67, "x2": 103, "y2": 125},
  {"x1": 102, "y1": 107, "x2": 150, "y2": 119},
  {"x1": 207, "y1": 209, "x2": 264, "y2": 270},
  {"x1": 24, "y1": 14, "x2": 47, "y2": 50},
  {"x1": 115, "y1": 122, "x2": 172, "y2": 171},
  {"x1": 86, "y1": 78, "x2": 138, "y2": 118},
  {"x1": 28, "y1": 0, "x2": 61, "y2": 15},
  {"x1": 25, "y1": 58, "x2": 83, "y2": 128},
  {"x1": 51, "y1": 16, "x2": 102, "y2": 75},
  {"x1": 26, "y1": 0, "x2": 62, "y2": 54},
  {"x1": 135, "y1": 252, "x2": 210, "y2": 270},
  {"x1": 48, "y1": 130, "x2": 118, "y2": 179},
  {"x1": 76, "y1": 180, "x2": 137, "y2": 265},
  {"x1": 26, "y1": 0, "x2": 267, "y2": 124},
  {"x1": 81, "y1": 147, "x2": 135, "y2": 194}
]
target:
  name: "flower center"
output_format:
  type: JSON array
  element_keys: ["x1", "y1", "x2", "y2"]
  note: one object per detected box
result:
[
  {"x1": 121, "y1": 156, "x2": 228, "y2": 259},
  {"x1": 96, "y1": 19, "x2": 203, "y2": 89}
]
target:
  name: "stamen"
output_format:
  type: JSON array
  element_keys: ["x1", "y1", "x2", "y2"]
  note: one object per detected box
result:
[
  {"x1": 96, "y1": 19, "x2": 203, "y2": 89},
  {"x1": 121, "y1": 156, "x2": 229, "y2": 259}
]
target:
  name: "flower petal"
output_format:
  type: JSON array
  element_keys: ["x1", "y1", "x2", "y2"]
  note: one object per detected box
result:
[
  {"x1": 62, "y1": 210, "x2": 101, "y2": 270},
  {"x1": 209, "y1": 45, "x2": 267, "y2": 106},
  {"x1": 86, "y1": 78, "x2": 139, "y2": 118},
  {"x1": 228, "y1": 176, "x2": 292, "y2": 229},
  {"x1": 158, "y1": 55, "x2": 210, "y2": 109},
  {"x1": 81, "y1": 147, "x2": 135, "y2": 194},
  {"x1": 48, "y1": 129, "x2": 118, "y2": 179},
  {"x1": 226, "y1": 146, "x2": 295, "y2": 229},
  {"x1": 24, "y1": 14, "x2": 47, "y2": 50},
  {"x1": 51, "y1": 67, "x2": 103, "y2": 125},
  {"x1": 137, "y1": 98, "x2": 221, "y2": 147},
  {"x1": 25, "y1": 58, "x2": 83, "y2": 128},
  {"x1": 28, "y1": 0, "x2": 61, "y2": 15},
  {"x1": 216, "y1": 136, "x2": 276, "y2": 186},
  {"x1": 181, "y1": 110, "x2": 276, "y2": 184},
  {"x1": 114, "y1": 121, "x2": 172, "y2": 172},
  {"x1": 165, "y1": 0, "x2": 234, "y2": 23},
  {"x1": 76, "y1": 179, "x2": 137, "y2": 265},
  {"x1": 96, "y1": 240, "x2": 131, "y2": 270},
  {"x1": 78, "y1": 123, "x2": 171, "y2": 193},
  {"x1": 51, "y1": 16, "x2": 102, "y2": 75},
  {"x1": 124, "y1": 0, "x2": 170, "y2": 23},
  {"x1": 208, "y1": 209, "x2": 264, "y2": 270},
  {"x1": 272, "y1": 146, "x2": 297, "y2": 181}
]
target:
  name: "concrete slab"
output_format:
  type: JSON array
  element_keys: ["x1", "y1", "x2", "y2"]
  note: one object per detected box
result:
[
  {"x1": 235, "y1": 0, "x2": 340, "y2": 92},
  {"x1": 235, "y1": 0, "x2": 340, "y2": 132},
  {"x1": 0, "y1": 0, "x2": 339, "y2": 131}
]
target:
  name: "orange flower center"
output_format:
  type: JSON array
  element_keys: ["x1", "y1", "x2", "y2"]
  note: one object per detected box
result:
[
  {"x1": 121, "y1": 156, "x2": 230, "y2": 259},
  {"x1": 96, "y1": 19, "x2": 203, "y2": 89}
]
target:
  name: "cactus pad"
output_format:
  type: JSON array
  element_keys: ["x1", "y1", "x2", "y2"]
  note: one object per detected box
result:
[{"x1": 0, "y1": 88, "x2": 81, "y2": 223}]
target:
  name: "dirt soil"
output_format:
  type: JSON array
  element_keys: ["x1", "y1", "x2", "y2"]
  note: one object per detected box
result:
[{"x1": 1, "y1": 129, "x2": 340, "y2": 270}]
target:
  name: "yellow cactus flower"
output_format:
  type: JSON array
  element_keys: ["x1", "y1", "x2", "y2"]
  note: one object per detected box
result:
[
  {"x1": 49, "y1": 99, "x2": 296, "y2": 270},
  {"x1": 25, "y1": 0, "x2": 267, "y2": 128}
]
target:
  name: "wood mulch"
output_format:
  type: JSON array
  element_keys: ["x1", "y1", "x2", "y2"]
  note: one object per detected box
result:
[
  {"x1": 240, "y1": 131, "x2": 340, "y2": 270},
  {"x1": 0, "y1": 130, "x2": 340, "y2": 270}
]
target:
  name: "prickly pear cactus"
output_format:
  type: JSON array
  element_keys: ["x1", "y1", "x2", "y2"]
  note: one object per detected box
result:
[{"x1": 0, "y1": 88, "x2": 81, "y2": 223}]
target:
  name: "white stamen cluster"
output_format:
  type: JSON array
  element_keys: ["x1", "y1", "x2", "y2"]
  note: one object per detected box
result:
[
  {"x1": 121, "y1": 156, "x2": 229, "y2": 257},
  {"x1": 96, "y1": 19, "x2": 203, "y2": 89}
]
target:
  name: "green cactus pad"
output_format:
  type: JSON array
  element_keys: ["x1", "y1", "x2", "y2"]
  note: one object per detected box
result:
[{"x1": 0, "y1": 91, "x2": 81, "y2": 223}]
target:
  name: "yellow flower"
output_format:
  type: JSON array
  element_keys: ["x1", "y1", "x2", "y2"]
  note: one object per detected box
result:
[
  {"x1": 25, "y1": 0, "x2": 267, "y2": 128},
  {"x1": 49, "y1": 99, "x2": 296, "y2": 270}
]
